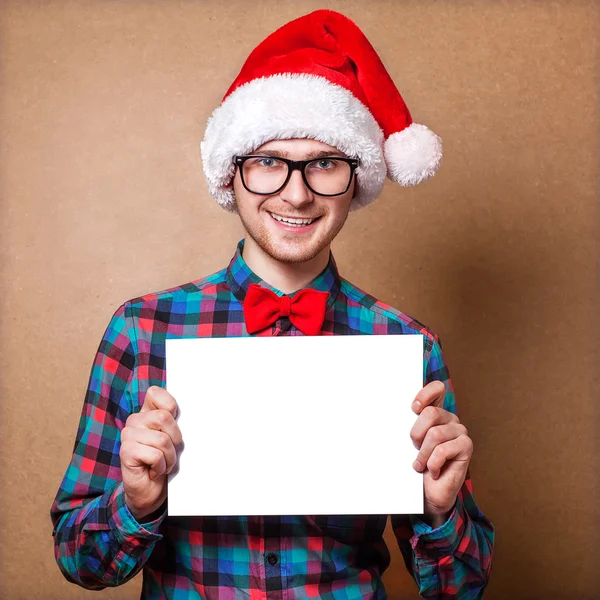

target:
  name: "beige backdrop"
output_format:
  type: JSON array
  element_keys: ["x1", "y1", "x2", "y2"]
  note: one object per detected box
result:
[{"x1": 1, "y1": 1, "x2": 598, "y2": 599}]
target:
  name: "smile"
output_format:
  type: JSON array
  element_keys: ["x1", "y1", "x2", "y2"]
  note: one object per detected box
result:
[{"x1": 268, "y1": 212, "x2": 320, "y2": 227}]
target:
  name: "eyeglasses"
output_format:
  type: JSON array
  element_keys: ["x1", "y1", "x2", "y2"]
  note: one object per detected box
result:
[{"x1": 234, "y1": 155, "x2": 360, "y2": 197}]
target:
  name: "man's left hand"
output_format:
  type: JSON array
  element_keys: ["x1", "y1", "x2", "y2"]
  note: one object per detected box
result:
[{"x1": 410, "y1": 380, "x2": 473, "y2": 528}]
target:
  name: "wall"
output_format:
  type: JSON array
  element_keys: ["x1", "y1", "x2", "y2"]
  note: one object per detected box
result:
[{"x1": 0, "y1": 1, "x2": 598, "y2": 598}]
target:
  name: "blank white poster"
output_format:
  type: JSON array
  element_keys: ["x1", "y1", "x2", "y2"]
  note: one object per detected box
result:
[{"x1": 165, "y1": 334, "x2": 424, "y2": 516}]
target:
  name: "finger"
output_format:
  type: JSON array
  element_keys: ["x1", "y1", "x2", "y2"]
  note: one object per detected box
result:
[
  {"x1": 121, "y1": 439, "x2": 167, "y2": 480},
  {"x1": 412, "y1": 422, "x2": 468, "y2": 472},
  {"x1": 127, "y1": 409, "x2": 183, "y2": 446},
  {"x1": 123, "y1": 426, "x2": 178, "y2": 474},
  {"x1": 412, "y1": 380, "x2": 446, "y2": 413},
  {"x1": 140, "y1": 386, "x2": 179, "y2": 419},
  {"x1": 424, "y1": 435, "x2": 473, "y2": 480},
  {"x1": 410, "y1": 405, "x2": 460, "y2": 449}
]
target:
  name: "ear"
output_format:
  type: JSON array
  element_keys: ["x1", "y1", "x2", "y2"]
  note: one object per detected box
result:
[{"x1": 232, "y1": 165, "x2": 240, "y2": 188}]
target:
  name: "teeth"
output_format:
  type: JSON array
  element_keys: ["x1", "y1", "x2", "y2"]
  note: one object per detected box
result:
[{"x1": 270, "y1": 212, "x2": 316, "y2": 226}]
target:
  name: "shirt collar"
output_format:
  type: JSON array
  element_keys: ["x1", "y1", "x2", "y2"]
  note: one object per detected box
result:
[{"x1": 226, "y1": 238, "x2": 341, "y2": 310}]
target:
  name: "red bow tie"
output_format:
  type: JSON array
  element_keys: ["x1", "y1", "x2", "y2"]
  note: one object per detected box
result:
[{"x1": 243, "y1": 283, "x2": 328, "y2": 336}]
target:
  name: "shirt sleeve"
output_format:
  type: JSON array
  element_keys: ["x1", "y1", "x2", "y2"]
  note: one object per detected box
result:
[
  {"x1": 49, "y1": 302, "x2": 167, "y2": 589},
  {"x1": 391, "y1": 332, "x2": 495, "y2": 599}
]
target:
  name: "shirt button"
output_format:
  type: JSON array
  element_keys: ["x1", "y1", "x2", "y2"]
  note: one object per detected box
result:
[{"x1": 266, "y1": 553, "x2": 278, "y2": 565}]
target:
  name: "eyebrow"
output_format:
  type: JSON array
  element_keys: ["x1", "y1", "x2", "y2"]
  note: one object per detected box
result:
[{"x1": 254, "y1": 149, "x2": 347, "y2": 159}]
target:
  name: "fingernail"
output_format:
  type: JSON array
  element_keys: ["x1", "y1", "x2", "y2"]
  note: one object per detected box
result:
[
  {"x1": 413, "y1": 460, "x2": 422, "y2": 471},
  {"x1": 413, "y1": 401, "x2": 421, "y2": 411}
]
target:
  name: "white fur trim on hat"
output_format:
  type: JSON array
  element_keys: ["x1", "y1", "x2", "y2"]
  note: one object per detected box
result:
[
  {"x1": 200, "y1": 73, "x2": 386, "y2": 213},
  {"x1": 384, "y1": 124, "x2": 442, "y2": 186}
]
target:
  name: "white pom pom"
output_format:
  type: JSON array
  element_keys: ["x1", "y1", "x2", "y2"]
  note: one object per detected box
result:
[{"x1": 384, "y1": 123, "x2": 442, "y2": 186}]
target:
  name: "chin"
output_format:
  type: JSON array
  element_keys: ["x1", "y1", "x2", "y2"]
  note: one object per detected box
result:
[{"x1": 261, "y1": 237, "x2": 325, "y2": 264}]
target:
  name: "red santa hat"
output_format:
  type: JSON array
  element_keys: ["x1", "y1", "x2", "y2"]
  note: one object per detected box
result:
[{"x1": 200, "y1": 9, "x2": 442, "y2": 213}]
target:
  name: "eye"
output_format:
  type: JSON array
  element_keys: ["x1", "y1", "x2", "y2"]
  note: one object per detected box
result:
[
  {"x1": 309, "y1": 159, "x2": 336, "y2": 170},
  {"x1": 255, "y1": 157, "x2": 281, "y2": 168}
]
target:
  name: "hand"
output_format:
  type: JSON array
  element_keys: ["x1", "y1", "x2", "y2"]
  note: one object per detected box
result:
[
  {"x1": 410, "y1": 381, "x2": 473, "y2": 527},
  {"x1": 120, "y1": 386, "x2": 183, "y2": 522}
]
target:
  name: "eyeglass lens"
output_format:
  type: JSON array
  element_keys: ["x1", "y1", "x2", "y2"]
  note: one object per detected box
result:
[{"x1": 242, "y1": 157, "x2": 352, "y2": 195}]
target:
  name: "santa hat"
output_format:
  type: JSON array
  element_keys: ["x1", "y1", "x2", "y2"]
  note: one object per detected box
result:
[{"x1": 200, "y1": 9, "x2": 442, "y2": 213}]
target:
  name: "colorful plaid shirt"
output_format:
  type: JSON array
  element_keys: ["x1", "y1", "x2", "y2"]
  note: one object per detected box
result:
[{"x1": 51, "y1": 239, "x2": 494, "y2": 599}]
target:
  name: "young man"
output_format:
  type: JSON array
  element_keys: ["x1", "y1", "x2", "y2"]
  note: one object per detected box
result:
[{"x1": 50, "y1": 9, "x2": 494, "y2": 599}]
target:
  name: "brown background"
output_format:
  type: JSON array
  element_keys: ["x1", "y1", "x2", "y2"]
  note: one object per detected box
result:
[{"x1": 0, "y1": 1, "x2": 598, "y2": 598}]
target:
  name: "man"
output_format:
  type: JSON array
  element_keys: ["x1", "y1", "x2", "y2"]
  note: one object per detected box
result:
[{"x1": 51, "y1": 9, "x2": 494, "y2": 599}]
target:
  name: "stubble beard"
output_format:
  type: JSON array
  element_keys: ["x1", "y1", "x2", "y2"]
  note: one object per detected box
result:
[{"x1": 238, "y1": 208, "x2": 348, "y2": 265}]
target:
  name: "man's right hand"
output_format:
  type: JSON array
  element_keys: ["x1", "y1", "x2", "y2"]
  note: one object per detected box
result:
[{"x1": 120, "y1": 385, "x2": 183, "y2": 522}]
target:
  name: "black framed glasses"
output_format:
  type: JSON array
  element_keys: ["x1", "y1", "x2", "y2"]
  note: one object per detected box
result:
[{"x1": 234, "y1": 155, "x2": 360, "y2": 197}]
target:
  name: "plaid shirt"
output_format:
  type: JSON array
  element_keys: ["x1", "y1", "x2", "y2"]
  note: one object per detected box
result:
[{"x1": 51, "y1": 239, "x2": 494, "y2": 599}]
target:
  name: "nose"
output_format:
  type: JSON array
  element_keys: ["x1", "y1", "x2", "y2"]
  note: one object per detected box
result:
[{"x1": 278, "y1": 168, "x2": 314, "y2": 208}]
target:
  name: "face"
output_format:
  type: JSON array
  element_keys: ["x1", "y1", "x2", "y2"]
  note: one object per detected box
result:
[{"x1": 232, "y1": 138, "x2": 357, "y2": 265}]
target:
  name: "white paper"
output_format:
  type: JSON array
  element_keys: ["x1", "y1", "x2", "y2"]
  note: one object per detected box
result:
[{"x1": 165, "y1": 334, "x2": 424, "y2": 516}]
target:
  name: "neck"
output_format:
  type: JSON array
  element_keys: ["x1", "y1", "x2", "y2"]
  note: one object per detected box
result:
[{"x1": 242, "y1": 236, "x2": 330, "y2": 294}]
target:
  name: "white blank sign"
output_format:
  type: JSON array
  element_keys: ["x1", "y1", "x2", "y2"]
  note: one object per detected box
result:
[{"x1": 165, "y1": 334, "x2": 424, "y2": 516}]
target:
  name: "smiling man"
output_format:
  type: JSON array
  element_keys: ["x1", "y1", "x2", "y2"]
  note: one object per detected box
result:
[
  {"x1": 234, "y1": 139, "x2": 358, "y2": 292},
  {"x1": 51, "y1": 9, "x2": 495, "y2": 600}
]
